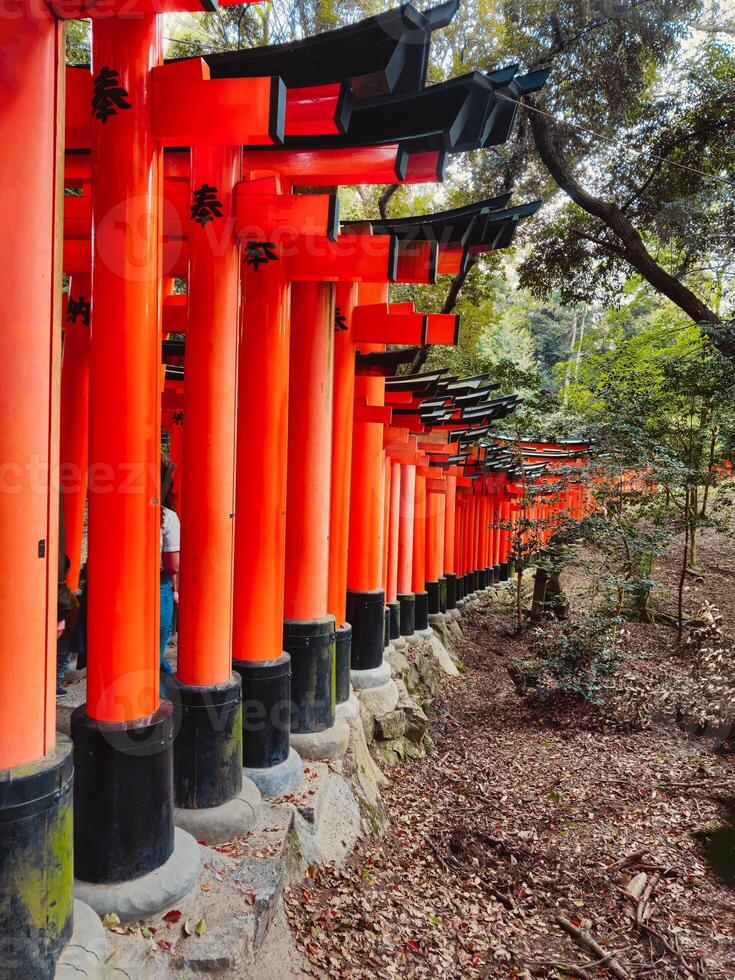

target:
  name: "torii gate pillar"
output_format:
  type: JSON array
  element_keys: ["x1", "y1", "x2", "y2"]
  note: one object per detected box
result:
[
  {"x1": 346, "y1": 285, "x2": 390, "y2": 686},
  {"x1": 397, "y1": 463, "x2": 417, "y2": 637},
  {"x1": 443, "y1": 473, "x2": 458, "y2": 612},
  {"x1": 285, "y1": 281, "x2": 347, "y2": 759},
  {"x1": 168, "y1": 145, "x2": 256, "y2": 842},
  {"x1": 0, "y1": 10, "x2": 73, "y2": 974},
  {"x1": 71, "y1": 15, "x2": 202, "y2": 917},
  {"x1": 61, "y1": 276, "x2": 91, "y2": 592},
  {"x1": 425, "y1": 482, "x2": 445, "y2": 615},
  {"x1": 328, "y1": 282, "x2": 358, "y2": 706},
  {"x1": 412, "y1": 470, "x2": 429, "y2": 631},
  {"x1": 233, "y1": 249, "x2": 304, "y2": 797}
]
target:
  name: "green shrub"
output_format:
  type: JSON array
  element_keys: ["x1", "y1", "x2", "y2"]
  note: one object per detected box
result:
[{"x1": 513, "y1": 615, "x2": 625, "y2": 704}]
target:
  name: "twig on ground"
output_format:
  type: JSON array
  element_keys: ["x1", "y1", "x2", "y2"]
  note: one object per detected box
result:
[
  {"x1": 638, "y1": 921, "x2": 706, "y2": 978},
  {"x1": 636, "y1": 873, "x2": 658, "y2": 925},
  {"x1": 608, "y1": 849, "x2": 649, "y2": 871},
  {"x1": 527, "y1": 959, "x2": 592, "y2": 979},
  {"x1": 554, "y1": 916, "x2": 629, "y2": 979}
]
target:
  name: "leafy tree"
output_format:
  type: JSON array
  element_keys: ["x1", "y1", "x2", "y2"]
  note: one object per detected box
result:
[
  {"x1": 377, "y1": 1, "x2": 735, "y2": 367},
  {"x1": 516, "y1": 8, "x2": 735, "y2": 356},
  {"x1": 556, "y1": 299, "x2": 735, "y2": 630}
]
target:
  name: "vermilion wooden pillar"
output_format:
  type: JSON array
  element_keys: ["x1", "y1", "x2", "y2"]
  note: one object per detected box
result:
[
  {"x1": 465, "y1": 490, "x2": 474, "y2": 595},
  {"x1": 284, "y1": 281, "x2": 337, "y2": 735},
  {"x1": 84, "y1": 16, "x2": 161, "y2": 724},
  {"x1": 380, "y1": 457, "x2": 391, "y2": 648},
  {"x1": 464, "y1": 491, "x2": 473, "y2": 592},
  {"x1": 328, "y1": 281, "x2": 358, "y2": 702},
  {"x1": 0, "y1": 7, "x2": 62, "y2": 775},
  {"x1": 443, "y1": 472, "x2": 458, "y2": 608},
  {"x1": 412, "y1": 470, "x2": 428, "y2": 630},
  {"x1": 437, "y1": 487, "x2": 447, "y2": 611},
  {"x1": 500, "y1": 494, "x2": 512, "y2": 579},
  {"x1": 0, "y1": 9, "x2": 73, "y2": 972},
  {"x1": 491, "y1": 480, "x2": 502, "y2": 580},
  {"x1": 71, "y1": 14, "x2": 183, "y2": 895},
  {"x1": 61, "y1": 277, "x2": 91, "y2": 592},
  {"x1": 386, "y1": 459, "x2": 401, "y2": 639},
  {"x1": 232, "y1": 254, "x2": 297, "y2": 780},
  {"x1": 425, "y1": 482, "x2": 443, "y2": 615},
  {"x1": 454, "y1": 493, "x2": 464, "y2": 601},
  {"x1": 487, "y1": 490, "x2": 496, "y2": 583},
  {"x1": 475, "y1": 489, "x2": 485, "y2": 589},
  {"x1": 463, "y1": 491, "x2": 473, "y2": 594},
  {"x1": 480, "y1": 492, "x2": 490, "y2": 588},
  {"x1": 178, "y1": 145, "x2": 240, "y2": 689},
  {"x1": 397, "y1": 462, "x2": 417, "y2": 635},
  {"x1": 470, "y1": 494, "x2": 480, "y2": 592},
  {"x1": 346, "y1": 283, "x2": 388, "y2": 673},
  {"x1": 381, "y1": 459, "x2": 391, "y2": 598},
  {"x1": 168, "y1": 411, "x2": 184, "y2": 482},
  {"x1": 170, "y1": 145, "x2": 245, "y2": 818},
  {"x1": 454, "y1": 491, "x2": 461, "y2": 597},
  {"x1": 468, "y1": 488, "x2": 476, "y2": 590}
]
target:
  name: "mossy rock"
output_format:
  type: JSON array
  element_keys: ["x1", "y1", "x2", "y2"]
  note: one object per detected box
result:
[
  {"x1": 358, "y1": 700, "x2": 376, "y2": 745},
  {"x1": 356, "y1": 794, "x2": 388, "y2": 837},
  {"x1": 375, "y1": 709, "x2": 406, "y2": 741}
]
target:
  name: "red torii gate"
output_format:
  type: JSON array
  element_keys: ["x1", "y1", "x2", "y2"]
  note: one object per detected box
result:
[
  {"x1": 0, "y1": 0, "x2": 265, "y2": 973},
  {"x1": 2, "y1": 0, "x2": 552, "y2": 969}
]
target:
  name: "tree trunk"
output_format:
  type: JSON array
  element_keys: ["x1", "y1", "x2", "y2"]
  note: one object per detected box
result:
[
  {"x1": 700, "y1": 424, "x2": 718, "y2": 520},
  {"x1": 677, "y1": 488, "x2": 690, "y2": 644},
  {"x1": 688, "y1": 491, "x2": 698, "y2": 568},
  {"x1": 378, "y1": 183, "x2": 399, "y2": 220},
  {"x1": 516, "y1": 563, "x2": 524, "y2": 633},
  {"x1": 573, "y1": 306, "x2": 587, "y2": 381}
]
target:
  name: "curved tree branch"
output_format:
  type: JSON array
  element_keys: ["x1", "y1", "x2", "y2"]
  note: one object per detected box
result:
[
  {"x1": 378, "y1": 184, "x2": 399, "y2": 219},
  {"x1": 526, "y1": 96, "x2": 735, "y2": 357}
]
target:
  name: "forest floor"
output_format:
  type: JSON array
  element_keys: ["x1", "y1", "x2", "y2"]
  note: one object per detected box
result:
[{"x1": 284, "y1": 527, "x2": 735, "y2": 979}]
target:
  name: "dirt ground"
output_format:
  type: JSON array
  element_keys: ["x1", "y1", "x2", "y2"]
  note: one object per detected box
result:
[{"x1": 284, "y1": 529, "x2": 735, "y2": 978}]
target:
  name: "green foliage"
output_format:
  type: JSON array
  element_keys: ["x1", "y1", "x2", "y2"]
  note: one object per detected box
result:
[
  {"x1": 514, "y1": 615, "x2": 625, "y2": 704},
  {"x1": 577, "y1": 494, "x2": 672, "y2": 619},
  {"x1": 65, "y1": 19, "x2": 90, "y2": 64},
  {"x1": 514, "y1": 12, "x2": 735, "y2": 323}
]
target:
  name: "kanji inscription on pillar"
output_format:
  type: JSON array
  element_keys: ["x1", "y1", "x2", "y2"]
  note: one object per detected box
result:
[
  {"x1": 66, "y1": 295, "x2": 91, "y2": 326},
  {"x1": 91, "y1": 67, "x2": 131, "y2": 123},
  {"x1": 244, "y1": 241, "x2": 278, "y2": 271},
  {"x1": 190, "y1": 184, "x2": 224, "y2": 227},
  {"x1": 335, "y1": 307, "x2": 348, "y2": 332}
]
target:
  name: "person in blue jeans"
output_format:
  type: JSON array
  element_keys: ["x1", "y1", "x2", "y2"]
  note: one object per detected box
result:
[{"x1": 160, "y1": 456, "x2": 180, "y2": 697}]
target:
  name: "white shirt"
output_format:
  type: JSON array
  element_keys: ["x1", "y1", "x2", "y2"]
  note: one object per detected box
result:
[{"x1": 161, "y1": 507, "x2": 180, "y2": 569}]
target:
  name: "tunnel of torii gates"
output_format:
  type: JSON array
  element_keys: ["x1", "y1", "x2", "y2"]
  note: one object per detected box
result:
[{"x1": 0, "y1": 0, "x2": 598, "y2": 973}]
